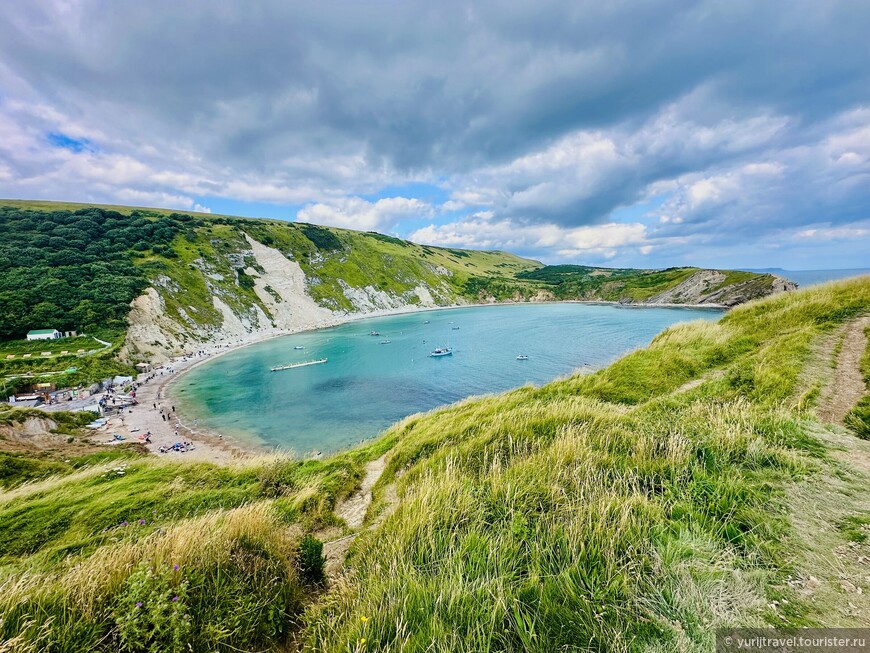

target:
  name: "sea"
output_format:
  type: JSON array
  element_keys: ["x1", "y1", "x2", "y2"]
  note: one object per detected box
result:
[
  {"x1": 173, "y1": 303, "x2": 722, "y2": 455},
  {"x1": 745, "y1": 268, "x2": 870, "y2": 287}
]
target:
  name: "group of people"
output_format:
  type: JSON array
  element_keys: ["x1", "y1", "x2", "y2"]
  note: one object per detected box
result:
[{"x1": 158, "y1": 440, "x2": 195, "y2": 454}]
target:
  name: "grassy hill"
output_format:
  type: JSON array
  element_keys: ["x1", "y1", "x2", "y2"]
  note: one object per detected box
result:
[
  {"x1": 0, "y1": 200, "x2": 539, "y2": 339},
  {"x1": 0, "y1": 277, "x2": 868, "y2": 651}
]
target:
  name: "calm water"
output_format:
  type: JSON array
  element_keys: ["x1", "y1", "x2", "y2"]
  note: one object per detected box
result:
[
  {"x1": 745, "y1": 268, "x2": 870, "y2": 287},
  {"x1": 174, "y1": 304, "x2": 721, "y2": 455}
]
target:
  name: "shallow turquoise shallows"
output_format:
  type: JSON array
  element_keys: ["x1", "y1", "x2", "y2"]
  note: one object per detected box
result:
[{"x1": 173, "y1": 303, "x2": 721, "y2": 455}]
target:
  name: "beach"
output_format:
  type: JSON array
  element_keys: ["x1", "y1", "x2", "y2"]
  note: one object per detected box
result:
[{"x1": 103, "y1": 303, "x2": 465, "y2": 462}]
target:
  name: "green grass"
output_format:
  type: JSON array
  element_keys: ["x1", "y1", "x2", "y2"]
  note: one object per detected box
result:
[
  {"x1": 845, "y1": 324, "x2": 870, "y2": 438},
  {"x1": 301, "y1": 278, "x2": 869, "y2": 651},
  {"x1": 1, "y1": 275, "x2": 867, "y2": 651},
  {"x1": 515, "y1": 265, "x2": 779, "y2": 304}
]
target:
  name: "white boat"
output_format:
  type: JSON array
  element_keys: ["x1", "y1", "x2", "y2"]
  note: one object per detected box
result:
[
  {"x1": 379, "y1": 339, "x2": 392, "y2": 344},
  {"x1": 293, "y1": 345, "x2": 304, "y2": 350},
  {"x1": 429, "y1": 347, "x2": 453, "y2": 357},
  {"x1": 516, "y1": 355, "x2": 529, "y2": 361},
  {"x1": 369, "y1": 331, "x2": 380, "y2": 336},
  {"x1": 271, "y1": 358, "x2": 327, "y2": 371}
]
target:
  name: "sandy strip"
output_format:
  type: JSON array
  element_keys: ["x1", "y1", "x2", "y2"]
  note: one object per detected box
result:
[{"x1": 105, "y1": 350, "x2": 258, "y2": 464}]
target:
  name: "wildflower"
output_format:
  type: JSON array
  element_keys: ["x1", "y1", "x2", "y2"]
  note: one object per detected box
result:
[
  {"x1": 173, "y1": 564, "x2": 179, "y2": 571},
  {"x1": 360, "y1": 616, "x2": 369, "y2": 623},
  {"x1": 360, "y1": 639, "x2": 366, "y2": 645},
  {"x1": 121, "y1": 521, "x2": 128, "y2": 526},
  {"x1": 135, "y1": 602, "x2": 143, "y2": 608},
  {"x1": 138, "y1": 519, "x2": 146, "y2": 525},
  {"x1": 171, "y1": 596, "x2": 178, "y2": 602}
]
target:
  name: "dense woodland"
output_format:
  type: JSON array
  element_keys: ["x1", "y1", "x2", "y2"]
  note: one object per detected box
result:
[{"x1": 0, "y1": 207, "x2": 202, "y2": 339}]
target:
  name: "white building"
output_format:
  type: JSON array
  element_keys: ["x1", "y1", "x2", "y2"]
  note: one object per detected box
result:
[{"x1": 26, "y1": 329, "x2": 62, "y2": 341}]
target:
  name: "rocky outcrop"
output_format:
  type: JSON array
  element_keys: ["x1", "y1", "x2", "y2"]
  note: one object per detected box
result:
[
  {"x1": 120, "y1": 288, "x2": 189, "y2": 363},
  {"x1": 643, "y1": 271, "x2": 797, "y2": 307}
]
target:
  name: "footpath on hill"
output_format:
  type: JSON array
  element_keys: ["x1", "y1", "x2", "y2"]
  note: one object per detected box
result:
[{"x1": 817, "y1": 316, "x2": 870, "y2": 426}]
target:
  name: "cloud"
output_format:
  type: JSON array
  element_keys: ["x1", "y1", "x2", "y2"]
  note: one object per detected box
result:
[
  {"x1": 0, "y1": 1, "x2": 867, "y2": 267},
  {"x1": 409, "y1": 213, "x2": 648, "y2": 262},
  {"x1": 795, "y1": 226, "x2": 870, "y2": 241},
  {"x1": 297, "y1": 197, "x2": 432, "y2": 231}
]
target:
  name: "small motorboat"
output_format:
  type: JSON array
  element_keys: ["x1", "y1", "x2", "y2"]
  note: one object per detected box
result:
[
  {"x1": 271, "y1": 358, "x2": 328, "y2": 371},
  {"x1": 451, "y1": 326, "x2": 460, "y2": 330},
  {"x1": 369, "y1": 331, "x2": 381, "y2": 336},
  {"x1": 516, "y1": 355, "x2": 529, "y2": 361},
  {"x1": 429, "y1": 347, "x2": 453, "y2": 357},
  {"x1": 379, "y1": 339, "x2": 392, "y2": 344},
  {"x1": 424, "y1": 320, "x2": 430, "y2": 324},
  {"x1": 293, "y1": 345, "x2": 304, "y2": 350}
]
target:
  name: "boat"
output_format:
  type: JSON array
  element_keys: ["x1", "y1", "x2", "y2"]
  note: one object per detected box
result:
[
  {"x1": 293, "y1": 345, "x2": 304, "y2": 350},
  {"x1": 451, "y1": 326, "x2": 460, "y2": 330},
  {"x1": 516, "y1": 355, "x2": 529, "y2": 361},
  {"x1": 429, "y1": 347, "x2": 453, "y2": 357},
  {"x1": 270, "y1": 358, "x2": 327, "y2": 371},
  {"x1": 424, "y1": 320, "x2": 430, "y2": 324},
  {"x1": 369, "y1": 331, "x2": 380, "y2": 336},
  {"x1": 379, "y1": 339, "x2": 392, "y2": 344}
]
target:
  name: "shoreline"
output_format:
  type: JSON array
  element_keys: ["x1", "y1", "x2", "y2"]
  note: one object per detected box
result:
[{"x1": 149, "y1": 298, "x2": 729, "y2": 462}]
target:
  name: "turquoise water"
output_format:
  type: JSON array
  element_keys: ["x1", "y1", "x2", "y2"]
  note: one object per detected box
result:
[{"x1": 174, "y1": 303, "x2": 721, "y2": 455}]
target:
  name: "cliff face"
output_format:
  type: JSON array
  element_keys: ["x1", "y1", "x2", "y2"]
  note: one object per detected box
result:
[
  {"x1": 121, "y1": 232, "x2": 466, "y2": 361},
  {"x1": 641, "y1": 270, "x2": 798, "y2": 307}
]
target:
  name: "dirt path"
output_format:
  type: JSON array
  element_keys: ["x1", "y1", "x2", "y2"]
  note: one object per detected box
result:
[
  {"x1": 817, "y1": 316, "x2": 870, "y2": 425},
  {"x1": 335, "y1": 455, "x2": 388, "y2": 529},
  {"x1": 321, "y1": 454, "x2": 393, "y2": 577}
]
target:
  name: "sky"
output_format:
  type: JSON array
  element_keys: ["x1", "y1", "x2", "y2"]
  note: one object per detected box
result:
[{"x1": 0, "y1": 1, "x2": 869, "y2": 269}]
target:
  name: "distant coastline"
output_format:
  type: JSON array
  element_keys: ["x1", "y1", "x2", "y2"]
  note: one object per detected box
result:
[{"x1": 740, "y1": 268, "x2": 870, "y2": 287}]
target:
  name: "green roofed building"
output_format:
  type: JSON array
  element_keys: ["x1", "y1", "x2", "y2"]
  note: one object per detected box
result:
[{"x1": 26, "y1": 329, "x2": 61, "y2": 341}]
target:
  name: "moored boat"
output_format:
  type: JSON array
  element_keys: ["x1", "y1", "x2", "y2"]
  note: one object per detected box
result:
[
  {"x1": 271, "y1": 358, "x2": 327, "y2": 371},
  {"x1": 429, "y1": 347, "x2": 453, "y2": 357}
]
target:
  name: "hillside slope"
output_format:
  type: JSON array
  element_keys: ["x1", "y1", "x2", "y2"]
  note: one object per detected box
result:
[
  {"x1": 1, "y1": 200, "x2": 792, "y2": 370},
  {"x1": 516, "y1": 265, "x2": 796, "y2": 306},
  {"x1": 0, "y1": 277, "x2": 868, "y2": 652}
]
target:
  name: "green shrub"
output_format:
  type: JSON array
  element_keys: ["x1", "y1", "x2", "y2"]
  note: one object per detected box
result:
[
  {"x1": 297, "y1": 534, "x2": 325, "y2": 587},
  {"x1": 116, "y1": 562, "x2": 192, "y2": 653}
]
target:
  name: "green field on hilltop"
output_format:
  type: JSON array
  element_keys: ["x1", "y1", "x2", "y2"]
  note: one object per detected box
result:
[{"x1": 1, "y1": 278, "x2": 869, "y2": 651}]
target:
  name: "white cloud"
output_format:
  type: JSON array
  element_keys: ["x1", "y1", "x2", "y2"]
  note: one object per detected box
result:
[
  {"x1": 297, "y1": 196, "x2": 433, "y2": 231},
  {"x1": 409, "y1": 215, "x2": 648, "y2": 262},
  {"x1": 795, "y1": 226, "x2": 869, "y2": 240}
]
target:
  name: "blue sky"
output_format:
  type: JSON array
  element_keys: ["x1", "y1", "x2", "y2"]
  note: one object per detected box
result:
[{"x1": 0, "y1": 1, "x2": 868, "y2": 269}]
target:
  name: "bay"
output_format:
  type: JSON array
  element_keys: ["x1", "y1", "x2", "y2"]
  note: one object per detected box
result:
[{"x1": 173, "y1": 303, "x2": 721, "y2": 455}]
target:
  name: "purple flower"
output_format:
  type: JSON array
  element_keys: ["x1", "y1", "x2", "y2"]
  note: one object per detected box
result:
[
  {"x1": 171, "y1": 596, "x2": 178, "y2": 602},
  {"x1": 138, "y1": 519, "x2": 146, "y2": 525},
  {"x1": 135, "y1": 602, "x2": 143, "y2": 608},
  {"x1": 173, "y1": 564, "x2": 179, "y2": 571},
  {"x1": 121, "y1": 521, "x2": 128, "y2": 526}
]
